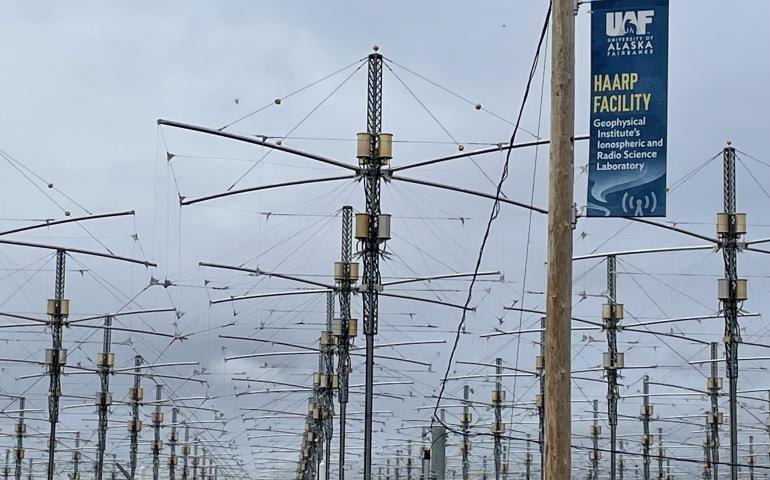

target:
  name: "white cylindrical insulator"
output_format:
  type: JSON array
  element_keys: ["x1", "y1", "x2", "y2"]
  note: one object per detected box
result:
[
  {"x1": 378, "y1": 133, "x2": 393, "y2": 159},
  {"x1": 357, "y1": 133, "x2": 371, "y2": 160},
  {"x1": 377, "y1": 214, "x2": 391, "y2": 240},
  {"x1": 355, "y1": 213, "x2": 369, "y2": 240}
]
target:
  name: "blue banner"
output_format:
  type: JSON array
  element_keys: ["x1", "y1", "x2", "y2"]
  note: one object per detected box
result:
[{"x1": 587, "y1": 0, "x2": 668, "y2": 217}]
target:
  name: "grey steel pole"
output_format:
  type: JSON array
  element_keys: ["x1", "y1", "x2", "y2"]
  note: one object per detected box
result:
[
  {"x1": 129, "y1": 355, "x2": 143, "y2": 479},
  {"x1": 46, "y1": 249, "x2": 67, "y2": 480},
  {"x1": 96, "y1": 315, "x2": 114, "y2": 480},
  {"x1": 431, "y1": 411, "x2": 446, "y2": 480},
  {"x1": 192, "y1": 438, "x2": 199, "y2": 480},
  {"x1": 336, "y1": 205, "x2": 354, "y2": 480},
  {"x1": 765, "y1": 390, "x2": 770, "y2": 464},
  {"x1": 14, "y1": 397, "x2": 25, "y2": 480},
  {"x1": 749, "y1": 435, "x2": 755, "y2": 480},
  {"x1": 657, "y1": 429, "x2": 663, "y2": 480},
  {"x1": 4, "y1": 450, "x2": 8, "y2": 480},
  {"x1": 605, "y1": 255, "x2": 621, "y2": 480},
  {"x1": 719, "y1": 144, "x2": 742, "y2": 480},
  {"x1": 200, "y1": 449, "x2": 206, "y2": 480},
  {"x1": 707, "y1": 342, "x2": 721, "y2": 479},
  {"x1": 420, "y1": 428, "x2": 429, "y2": 480},
  {"x1": 544, "y1": 1, "x2": 575, "y2": 478},
  {"x1": 461, "y1": 386, "x2": 470, "y2": 480},
  {"x1": 407, "y1": 440, "x2": 413, "y2": 480},
  {"x1": 525, "y1": 435, "x2": 532, "y2": 480},
  {"x1": 642, "y1": 375, "x2": 651, "y2": 480},
  {"x1": 362, "y1": 49, "x2": 385, "y2": 480},
  {"x1": 72, "y1": 432, "x2": 80, "y2": 480},
  {"x1": 591, "y1": 400, "x2": 599, "y2": 479},
  {"x1": 618, "y1": 440, "x2": 624, "y2": 480},
  {"x1": 493, "y1": 359, "x2": 503, "y2": 480}
]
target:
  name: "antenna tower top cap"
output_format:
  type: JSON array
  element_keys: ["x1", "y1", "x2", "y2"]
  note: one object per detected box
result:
[
  {"x1": 726, "y1": 140, "x2": 732, "y2": 146},
  {"x1": 373, "y1": 44, "x2": 380, "y2": 52}
]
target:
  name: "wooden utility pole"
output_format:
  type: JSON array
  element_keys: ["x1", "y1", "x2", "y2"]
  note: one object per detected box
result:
[{"x1": 544, "y1": 1, "x2": 575, "y2": 479}]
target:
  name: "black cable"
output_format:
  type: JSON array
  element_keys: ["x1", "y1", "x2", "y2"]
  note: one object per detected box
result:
[{"x1": 431, "y1": 2, "x2": 552, "y2": 425}]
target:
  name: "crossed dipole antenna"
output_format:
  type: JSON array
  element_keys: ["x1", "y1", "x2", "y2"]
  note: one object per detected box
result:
[
  {"x1": 156, "y1": 47, "x2": 572, "y2": 479},
  {"x1": 0, "y1": 208, "x2": 173, "y2": 480},
  {"x1": 158, "y1": 46, "x2": 770, "y2": 479}
]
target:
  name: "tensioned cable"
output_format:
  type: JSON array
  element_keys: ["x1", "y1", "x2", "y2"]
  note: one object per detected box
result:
[
  {"x1": 504, "y1": 17, "x2": 550, "y2": 477},
  {"x1": 735, "y1": 148, "x2": 770, "y2": 169},
  {"x1": 737, "y1": 156, "x2": 770, "y2": 200},
  {"x1": 0, "y1": 148, "x2": 119, "y2": 255},
  {"x1": 219, "y1": 58, "x2": 365, "y2": 131},
  {"x1": 225, "y1": 61, "x2": 366, "y2": 191},
  {"x1": 0, "y1": 147, "x2": 92, "y2": 215},
  {"x1": 618, "y1": 259, "x2": 709, "y2": 379},
  {"x1": 383, "y1": 58, "x2": 540, "y2": 139},
  {"x1": 667, "y1": 151, "x2": 721, "y2": 192},
  {"x1": 431, "y1": 1, "x2": 551, "y2": 425},
  {"x1": 384, "y1": 62, "x2": 507, "y2": 195}
]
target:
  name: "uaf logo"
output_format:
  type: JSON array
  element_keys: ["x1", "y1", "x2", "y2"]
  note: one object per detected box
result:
[{"x1": 606, "y1": 10, "x2": 654, "y2": 37}]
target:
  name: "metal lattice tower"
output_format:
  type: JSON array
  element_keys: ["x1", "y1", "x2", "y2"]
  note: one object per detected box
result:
[
  {"x1": 719, "y1": 144, "x2": 744, "y2": 480},
  {"x1": 605, "y1": 255, "x2": 621, "y2": 480},
  {"x1": 192, "y1": 437, "x2": 199, "y2": 480},
  {"x1": 200, "y1": 449, "x2": 205, "y2": 480},
  {"x1": 590, "y1": 400, "x2": 599, "y2": 479},
  {"x1": 96, "y1": 315, "x2": 114, "y2": 480},
  {"x1": 152, "y1": 384, "x2": 163, "y2": 480},
  {"x1": 324, "y1": 291, "x2": 335, "y2": 480},
  {"x1": 46, "y1": 249, "x2": 67, "y2": 480},
  {"x1": 707, "y1": 342, "x2": 721, "y2": 479},
  {"x1": 129, "y1": 355, "x2": 143, "y2": 479},
  {"x1": 767, "y1": 392, "x2": 770, "y2": 464},
  {"x1": 336, "y1": 205, "x2": 354, "y2": 480},
  {"x1": 72, "y1": 432, "x2": 80, "y2": 480},
  {"x1": 407, "y1": 440, "x2": 413, "y2": 480},
  {"x1": 169, "y1": 408, "x2": 179, "y2": 480},
  {"x1": 361, "y1": 50, "x2": 384, "y2": 480},
  {"x1": 641, "y1": 375, "x2": 652, "y2": 480},
  {"x1": 492, "y1": 358, "x2": 503, "y2": 480},
  {"x1": 525, "y1": 435, "x2": 532, "y2": 480},
  {"x1": 461, "y1": 385, "x2": 470, "y2": 480},
  {"x1": 657, "y1": 428, "x2": 664, "y2": 480},
  {"x1": 182, "y1": 424, "x2": 190, "y2": 480},
  {"x1": 14, "y1": 397, "x2": 25, "y2": 480},
  {"x1": 702, "y1": 418, "x2": 712, "y2": 480}
]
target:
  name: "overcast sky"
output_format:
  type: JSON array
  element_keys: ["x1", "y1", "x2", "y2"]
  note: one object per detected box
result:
[{"x1": 0, "y1": 1, "x2": 769, "y2": 478}]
